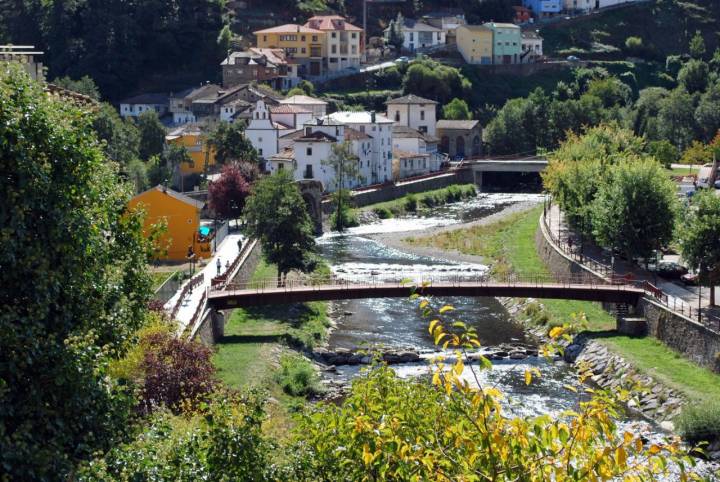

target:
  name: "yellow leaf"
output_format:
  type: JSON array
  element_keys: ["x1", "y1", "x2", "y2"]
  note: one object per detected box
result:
[
  {"x1": 615, "y1": 446, "x2": 627, "y2": 467},
  {"x1": 362, "y1": 444, "x2": 374, "y2": 465},
  {"x1": 548, "y1": 326, "x2": 564, "y2": 339},
  {"x1": 563, "y1": 384, "x2": 578, "y2": 393},
  {"x1": 439, "y1": 305, "x2": 455, "y2": 314},
  {"x1": 419, "y1": 299, "x2": 429, "y2": 309},
  {"x1": 524, "y1": 369, "x2": 532, "y2": 386},
  {"x1": 428, "y1": 319, "x2": 440, "y2": 335},
  {"x1": 634, "y1": 437, "x2": 643, "y2": 452},
  {"x1": 623, "y1": 431, "x2": 633, "y2": 446},
  {"x1": 453, "y1": 359, "x2": 464, "y2": 376},
  {"x1": 648, "y1": 444, "x2": 661, "y2": 455}
]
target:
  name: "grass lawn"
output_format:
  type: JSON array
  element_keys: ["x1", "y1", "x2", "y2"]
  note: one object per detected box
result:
[
  {"x1": 149, "y1": 270, "x2": 176, "y2": 291},
  {"x1": 407, "y1": 204, "x2": 720, "y2": 402},
  {"x1": 665, "y1": 166, "x2": 699, "y2": 177}
]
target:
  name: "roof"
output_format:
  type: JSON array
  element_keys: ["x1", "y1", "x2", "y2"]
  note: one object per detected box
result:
[
  {"x1": 522, "y1": 30, "x2": 543, "y2": 40},
  {"x1": 436, "y1": 119, "x2": 480, "y2": 130},
  {"x1": 398, "y1": 19, "x2": 442, "y2": 32},
  {"x1": 393, "y1": 149, "x2": 429, "y2": 159},
  {"x1": 269, "y1": 147, "x2": 295, "y2": 161},
  {"x1": 166, "y1": 124, "x2": 204, "y2": 138},
  {"x1": 133, "y1": 185, "x2": 205, "y2": 210},
  {"x1": 221, "y1": 48, "x2": 288, "y2": 66},
  {"x1": 484, "y1": 22, "x2": 521, "y2": 29},
  {"x1": 327, "y1": 111, "x2": 393, "y2": 124},
  {"x1": 392, "y1": 125, "x2": 438, "y2": 143},
  {"x1": 272, "y1": 121, "x2": 293, "y2": 130},
  {"x1": 344, "y1": 127, "x2": 372, "y2": 140},
  {"x1": 295, "y1": 131, "x2": 338, "y2": 143},
  {"x1": 120, "y1": 92, "x2": 169, "y2": 105},
  {"x1": 305, "y1": 15, "x2": 363, "y2": 32},
  {"x1": 254, "y1": 24, "x2": 322, "y2": 34},
  {"x1": 172, "y1": 84, "x2": 222, "y2": 102},
  {"x1": 279, "y1": 94, "x2": 328, "y2": 105},
  {"x1": 386, "y1": 94, "x2": 437, "y2": 105},
  {"x1": 270, "y1": 104, "x2": 312, "y2": 114},
  {"x1": 459, "y1": 24, "x2": 492, "y2": 33},
  {"x1": 423, "y1": 9, "x2": 465, "y2": 18}
]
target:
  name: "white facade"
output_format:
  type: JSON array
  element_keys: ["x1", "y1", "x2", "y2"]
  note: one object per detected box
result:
[
  {"x1": 245, "y1": 100, "x2": 291, "y2": 159},
  {"x1": 563, "y1": 0, "x2": 594, "y2": 10},
  {"x1": 120, "y1": 102, "x2": 168, "y2": 118},
  {"x1": 394, "y1": 151, "x2": 431, "y2": 179},
  {"x1": 398, "y1": 20, "x2": 446, "y2": 52},
  {"x1": 326, "y1": 111, "x2": 394, "y2": 184},
  {"x1": 386, "y1": 95, "x2": 438, "y2": 136},
  {"x1": 392, "y1": 127, "x2": 444, "y2": 173},
  {"x1": 279, "y1": 95, "x2": 328, "y2": 118},
  {"x1": 521, "y1": 32, "x2": 543, "y2": 62}
]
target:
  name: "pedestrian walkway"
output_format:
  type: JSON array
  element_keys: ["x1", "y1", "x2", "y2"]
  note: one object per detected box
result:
[
  {"x1": 165, "y1": 233, "x2": 245, "y2": 334},
  {"x1": 546, "y1": 204, "x2": 719, "y2": 321}
]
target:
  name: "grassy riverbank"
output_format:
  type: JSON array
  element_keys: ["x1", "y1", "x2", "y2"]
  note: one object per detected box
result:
[
  {"x1": 212, "y1": 259, "x2": 331, "y2": 438},
  {"x1": 406, "y1": 205, "x2": 720, "y2": 404},
  {"x1": 357, "y1": 184, "x2": 477, "y2": 219}
]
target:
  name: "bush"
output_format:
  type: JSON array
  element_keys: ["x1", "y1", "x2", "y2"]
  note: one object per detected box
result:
[
  {"x1": 373, "y1": 206, "x2": 393, "y2": 219},
  {"x1": 404, "y1": 194, "x2": 418, "y2": 212},
  {"x1": 675, "y1": 402, "x2": 720, "y2": 444},
  {"x1": 275, "y1": 354, "x2": 322, "y2": 397},
  {"x1": 624, "y1": 36, "x2": 645, "y2": 57}
]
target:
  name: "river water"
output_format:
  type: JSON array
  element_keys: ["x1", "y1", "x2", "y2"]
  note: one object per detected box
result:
[{"x1": 316, "y1": 192, "x2": 717, "y2": 478}]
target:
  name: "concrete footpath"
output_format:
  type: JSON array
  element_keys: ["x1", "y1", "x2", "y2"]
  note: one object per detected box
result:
[{"x1": 165, "y1": 233, "x2": 245, "y2": 334}]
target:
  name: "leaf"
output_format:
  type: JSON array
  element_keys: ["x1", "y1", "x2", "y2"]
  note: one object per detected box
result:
[
  {"x1": 419, "y1": 299, "x2": 429, "y2": 309},
  {"x1": 615, "y1": 446, "x2": 627, "y2": 467},
  {"x1": 524, "y1": 369, "x2": 532, "y2": 386},
  {"x1": 452, "y1": 321, "x2": 466, "y2": 329},
  {"x1": 428, "y1": 319, "x2": 440, "y2": 335},
  {"x1": 563, "y1": 384, "x2": 578, "y2": 393},
  {"x1": 439, "y1": 305, "x2": 455, "y2": 314},
  {"x1": 548, "y1": 326, "x2": 564, "y2": 339},
  {"x1": 648, "y1": 444, "x2": 662, "y2": 455}
]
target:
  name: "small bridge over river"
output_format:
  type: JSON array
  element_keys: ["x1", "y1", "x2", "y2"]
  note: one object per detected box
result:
[
  {"x1": 207, "y1": 275, "x2": 645, "y2": 310},
  {"x1": 461, "y1": 158, "x2": 548, "y2": 190}
]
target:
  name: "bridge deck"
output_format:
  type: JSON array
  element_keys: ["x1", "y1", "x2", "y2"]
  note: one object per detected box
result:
[{"x1": 207, "y1": 281, "x2": 644, "y2": 310}]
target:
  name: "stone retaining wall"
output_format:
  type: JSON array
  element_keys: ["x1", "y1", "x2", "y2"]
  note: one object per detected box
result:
[
  {"x1": 535, "y1": 212, "x2": 720, "y2": 372},
  {"x1": 193, "y1": 240, "x2": 262, "y2": 345}
]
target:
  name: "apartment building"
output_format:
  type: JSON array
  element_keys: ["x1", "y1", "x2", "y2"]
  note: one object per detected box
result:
[{"x1": 304, "y1": 15, "x2": 363, "y2": 72}]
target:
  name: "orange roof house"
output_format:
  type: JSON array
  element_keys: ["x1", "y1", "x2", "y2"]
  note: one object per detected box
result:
[{"x1": 128, "y1": 185, "x2": 212, "y2": 261}]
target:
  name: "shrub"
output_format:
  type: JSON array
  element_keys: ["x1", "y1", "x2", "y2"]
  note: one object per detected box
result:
[
  {"x1": 275, "y1": 354, "x2": 322, "y2": 397},
  {"x1": 373, "y1": 206, "x2": 393, "y2": 219},
  {"x1": 404, "y1": 194, "x2": 418, "y2": 212},
  {"x1": 624, "y1": 36, "x2": 644, "y2": 56},
  {"x1": 675, "y1": 402, "x2": 720, "y2": 444}
]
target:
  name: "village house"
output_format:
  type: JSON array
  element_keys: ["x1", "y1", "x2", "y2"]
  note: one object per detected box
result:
[
  {"x1": 521, "y1": 30, "x2": 544, "y2": 62},
  {"x1": 392, "y1": 125, "x2": 444, "y2": 173},
  {"x1": 221, "y1": 48, "x2": 299, "y2": 90},
  {"x1": 326, "y1": 111, "x2": 394, "y2": 184},
  {"x1": 254, "y1": 24, "x2": 326, "y2": 77},
  {"x1": 486, "y1": 22, "x2": 523, "y2": 64},
  {"x1": 165, "y1": 124, "x2": 216, "y2": 179},
  {"x1": 244, "y1": 99, "x2": 294, "y2": 160},
  {"x1": 169, "y1": 84, "x2": 223, "y2": 125},
  {"x1": 119, "y1": 93, "x2": 169, "y2": 119},
  {"x1": 304, "y1": 15, "x2": 364, "y2": 73},
  {"x1": 169, "y1": 83, "x2": 280, "y2": 126},
  {"x1": 522, "y1": 0, "x2": 562, "y2": 18},
  {"x1": 437, "y1": 119, "x2": 482, "y2": 158},
  {"x1": 0, "y1": 45, "x2": 44, "y2": 80},
  {"x1": 279, "y1": 94, "x2": 328, "y2": 118},
  {"x1": 386, "y1": 94, "x2": 438, "y2": 136},
  {"x1": 513, "y1": 6, "x2": 533, "y2": 24},
  {"x1": 422, "y1": 9, "x2": 466, "y2": 44},
  {"x1": 393, "y1": 150, "x2": 430, "y2": 179},
  {"x1": 388, "y1": 19, "x2": 445, "y2": 53},
  {"x1": 456, "y1": 25, "x2": 494, "y2": 65},
  {"x1": 128, "y1": 185, "x2": 211, "y2": 261},
  {"x1": 564, "y1": 0, "x2": 594, "y2": 11}
]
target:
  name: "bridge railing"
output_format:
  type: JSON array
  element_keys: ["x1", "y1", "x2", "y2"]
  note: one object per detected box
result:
[{"x1": 217, "y1": 272, "x2": 644, "y2": 295}]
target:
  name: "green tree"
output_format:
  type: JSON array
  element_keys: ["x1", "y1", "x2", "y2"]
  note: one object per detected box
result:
[
  {"x1": 92, "y1": 102, "x2": 140, "y2": 168},
  {"x1": 585, "y1": 77, "x2": 632, "y2": 108},
  {"x1": 0, "y1": 66, "x2": 155, "y2": 479},
  {"x1": 387, "y1": 13, "x2": 405, "y2": 53},
  {"x1": 680, "y1": 190, "x2": 720, "y2": 306},
  {"x1": 402, "y1": 59, "x2": 471, "y2": 105},
  {"x1": 442, "y1": 98, "x2": 472, "y2": 120},
  {"x1": 242, "y1": 170, "x2": 317, "y2": 286},
  {"x1": 631, "y1": 87, "x2": 669, "y2": 138},
  {"x1": 217, "y1": 24, "x2": 232, "y2": 55},
  {"x1": 126, "y1": 158, "x2": 149, "y2": 193},
  {"x1": 208, "y1": 121, "x2": 257, "y2": 165},
  {"x1": 695, "y1": 80, "x2": 720, "y2": 142},
  {"x1": 657, "y1": 88, "x2": 697, "y2": 151},
  {"x1": 591, "y1": 159, "x2": 677, "y2": 262},
  {"x1": 689, "y1": 30, "x2": 706, "y2": 59},
  {"x1": 646, "y1": 140, "x2": 679, "y2": 168},
  {"x1": 677, "y1": 59, "x2": 709, "y2": 94},
  {"x1": 322, "y1": 141, "x2": 362, "y2": 231},
  {"x1": 51, "y1": 75, "x2": 101, "y2": 100},
  {"x1": 136, "y1": 110, "x2": 166, "y2": 161}
]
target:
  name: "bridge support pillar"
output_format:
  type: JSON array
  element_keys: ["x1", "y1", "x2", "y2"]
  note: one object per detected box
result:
[
  {"x1": 473, "y1": 171, "x2": 483, "y2": 192},
  {"x1": 211, "y1": 310, "x2": 225, "y2": 342}
]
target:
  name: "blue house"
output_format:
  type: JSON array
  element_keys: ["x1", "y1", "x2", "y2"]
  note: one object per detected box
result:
[{"x1": 522, "y1": 0, "x2": 562, "y2": 16}]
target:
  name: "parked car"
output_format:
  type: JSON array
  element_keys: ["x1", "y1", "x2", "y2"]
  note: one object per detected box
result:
[
  {"x1": 567, "y1": 55, "x2": 580, "y2": 62},
  {"x1": 396, "y1": 56, "x2": 409, "y2": 63},
  {"x1": 681, "y1": 272, "x2": 699, "y2": 285},
  {"x1": 656, "y1": 261, "x2": 688, "y2": 279}
]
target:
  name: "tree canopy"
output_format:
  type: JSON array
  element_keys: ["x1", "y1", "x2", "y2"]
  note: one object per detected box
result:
[
  {"x1": 680, "y1": 190, "x2": 720, "y2": 306},
  {"x1": 208, "y1": 162, "x2": 252, "y2": 222},
  {"x1": 208, "y1": 121, "x2": 257, "y2": 165},
  {"x1": 442, "y1": 98, "x2": 472, "y2": 120}
]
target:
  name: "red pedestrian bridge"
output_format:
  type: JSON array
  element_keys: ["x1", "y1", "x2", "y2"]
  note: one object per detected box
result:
[{"x1": 207, "y1": 274, "x2": 646, "y2": 310}]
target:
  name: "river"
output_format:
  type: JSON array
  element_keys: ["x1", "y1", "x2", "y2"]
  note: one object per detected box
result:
[{"x1": 316, "y1": 192, "x2": 716, "y2": 478}]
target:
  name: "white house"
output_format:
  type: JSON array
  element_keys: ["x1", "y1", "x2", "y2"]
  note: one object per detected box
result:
[
  {"x1": 386, "y1": 94, "x2": 438, "y2": 136},
  {"x1": 326, "y1": 111, "x2": 395, "y2": 184},
  {"x1": 267, "y1": 120, "x2": 373, "y2": 191},
  {"x1": 245, "y1": 100, "x2": 293, "y2": 159},
  {"x1": 422, "y1": 10, "x2": 466, "y2": 39},
  {"x1": 270, "y1": 104, "x2": 314, "y2": 130},
  {"x1": 392, "y1": 19, "x2": 445, "y2": 53},
  {"x1": 278, "y1": 94, "x2": 328, "y2": 118},
  {"x1": 393, "y1": 150, "x2": 431, "y2": 179},
  {"x1": 521, "y1": 30, "x2": 543, "y2": 63},
  {"x1": 119, "y1": 93, "x2": 169, "y2": 118},
  {"x1": 392, "y1": 125, "x2": 444, "y2": 173}
]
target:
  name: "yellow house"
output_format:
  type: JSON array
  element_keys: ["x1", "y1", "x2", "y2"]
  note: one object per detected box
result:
[
  {"x1": 128, "y1": 185, "x2": 212, "y2": 261},
  {"x1": 254, "y1": 24, "x2": 325, "y2": 76},
  {"x1": 165, "y1": 125, "x2": 216, "y2": 175},
  {"x1": 456, "y1": 25, "x2": 494, "y2": 65}
]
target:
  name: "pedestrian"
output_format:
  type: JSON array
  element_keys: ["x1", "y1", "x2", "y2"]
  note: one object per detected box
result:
[
  {"x1": 568, "y1": 237, "x2": 574, "y2": 252},
  {"x1": 225, "y1": 260, "x2": 230, "y2": 271},
  {"x1": 237, "y1": 238, "x2": 243, "y2": 252},
  {"x1": 216, "y1": 258, "x2": 222, "y2": 276}
]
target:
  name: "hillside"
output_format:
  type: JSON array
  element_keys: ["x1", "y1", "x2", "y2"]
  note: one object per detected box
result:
[{"x1": 541, "y1": 0, "x2": 720, "y2": 60}]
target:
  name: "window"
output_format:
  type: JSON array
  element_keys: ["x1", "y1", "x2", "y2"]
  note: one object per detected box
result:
[
  {"x1": 312, "y1": 35, "x2": 318, "y2": 41},
  {"x1": 301, "y1": 47, "x2": 306, "y2": 54},
  {"x1": 331, "y1": 32, "x2": 336, "y2": 38},
  {"x1": 304, "y1": 164, "x2": 314, "y2": 178},
  {"x1": 409, "y1": 32, "x2": 414, "y2": 41},
  {"x1": 351, "y1": 32, "x2": 357, "y2": 39},
  {"x1": 301, "y1": 35, "x2": 306, "y2": 41},
  {"x1": 394, "y1": 111, "x2": 400, "y2": 122},
  {"x1": 278, "y1": 163, "x2": 284, "y2": 170},
  {"x1": 331, "y1": 45, "x2": 337, "y2": 54},
  {"x1": 306, "y1": 147, "x2": 312, "y2": 156},
  {"x1": 258, "y1": 137, "x2": 263, "y2": 142},
  {"x1": 286, "y1": 47, "x2": 298, "y2": 54},
  {"x1": 263, "y1": 35, "x2": 267, "y2": 42},
  {"x1": 360, "y1": 125, "x2": 365, "y2": 133},
  {"x1": 259, "y1": 148, "x2": 263, "y2": 156},
  {"x1": 420, "y1": 110, "x2": 425, "y2": 120}
]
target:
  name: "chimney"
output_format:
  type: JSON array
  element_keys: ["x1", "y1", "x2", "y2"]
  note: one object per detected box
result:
[{"x1": 371, "y1": 111, "x2": 376, "y2": 123}]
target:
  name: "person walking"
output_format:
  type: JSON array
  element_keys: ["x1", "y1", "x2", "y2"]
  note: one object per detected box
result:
[{"x1": 216, "y1": 257, "x2": 222, "y2": 276}]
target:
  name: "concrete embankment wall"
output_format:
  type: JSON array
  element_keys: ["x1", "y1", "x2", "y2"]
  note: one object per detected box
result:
[
  {"x1": 535, "y1": 213, "x2": 720, "y2": 373},
  {"x1": 322, "y1": 169, "x2": 475, "y2": 214},
  {"x1": 193, "y1": 240, "x2": 263, "y2": 346}
]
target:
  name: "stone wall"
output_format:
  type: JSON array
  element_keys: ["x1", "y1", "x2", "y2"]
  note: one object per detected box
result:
[
  {"x1": 536, "y1": 211, "x2": 720, "y2": 373},
  {"x1": 322, "y1": 169, "x2": 474, "y2": 214},
  {"x1": 193, "y1": 240, "x2": 263, "y2": 346}
]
